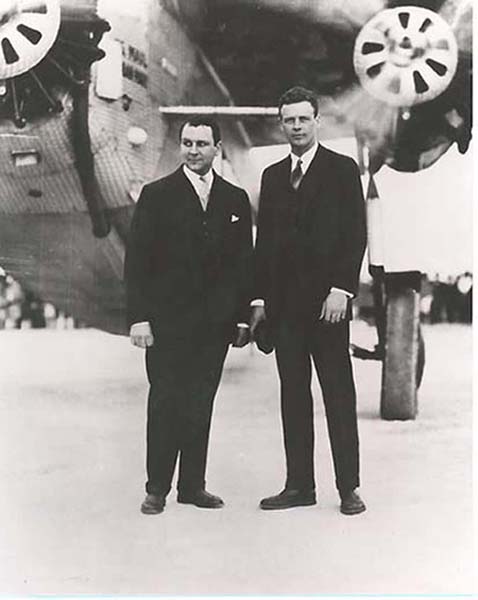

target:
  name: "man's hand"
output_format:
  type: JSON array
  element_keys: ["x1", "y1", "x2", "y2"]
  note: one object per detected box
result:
[
  {"x1": 232, "y1": 325, "x2": 250, "y2": 348},
  {"x1": 319, "y1": 290, "x2": 348, "y2": 323},
  {"x1": 130, "y1": 322, "x2": 154, "y2": 348},
  {"x1": 250, "y1": 306, "x2": 266, "y2": 337}
]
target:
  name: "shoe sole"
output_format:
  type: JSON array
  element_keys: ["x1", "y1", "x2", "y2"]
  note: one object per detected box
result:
[
  {"x1": 141, "y1": 506, "x2": 165, "y2": 515},
  {"x1": 260, "y1": 499, "x2": 317, "y2": 510},
  {"x1": 340, "y1": 505, "x2": 366, "y2": 515},
  {"x1": 177, "y1": 499, "x2": 224, "y2": 508}
]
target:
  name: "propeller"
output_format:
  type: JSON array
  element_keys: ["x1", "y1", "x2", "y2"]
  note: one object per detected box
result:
[
  {"x1": 312, "y1": 2, "x2": 470, "y2": 170},
  {"x1": 0, "y1": 0, "x2": 60, "y2": 80},
  {"x1": 353, "y1": 7, "x2": 458, "y2": 107}
]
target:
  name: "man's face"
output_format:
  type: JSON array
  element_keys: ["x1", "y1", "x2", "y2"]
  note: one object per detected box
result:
[
  {"x1": 180, "y1": 124, "x2": 220, "y2": 175},
  {"x1": 279, "y1": 101, "x2": 318, "y2": 155}
]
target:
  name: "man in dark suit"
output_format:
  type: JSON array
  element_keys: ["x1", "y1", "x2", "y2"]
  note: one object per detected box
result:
[
  {"x1": 250, "y1": 87, "x2": 367, "y2": 515},
  {"x1": 125, "y1": 117, "x2": 252, "y2": 515}
]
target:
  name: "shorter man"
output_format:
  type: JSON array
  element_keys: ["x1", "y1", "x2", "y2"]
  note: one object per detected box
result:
[{"x1": 125, "y1": 117, "x2": 252, "y2": 515}]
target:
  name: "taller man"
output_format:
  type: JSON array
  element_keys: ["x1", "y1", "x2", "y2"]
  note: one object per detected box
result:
[
  {"x1": 125, "y1": 117, "x2": 252, "y2": 515},
  {"x1": 250, "y1": 87, "x2": 367, "y2": 515}
]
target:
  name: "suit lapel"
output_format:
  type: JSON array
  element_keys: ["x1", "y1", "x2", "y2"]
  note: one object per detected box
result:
[
  {"x1": 298, "y1": 144, "x2": 327, "y2": 202},
  {"x1": 176, "y1": 167, "x2": 207, "y2": 215},
  {"x1": 206, "y1": 172, "x2": 221, "y2": 213},
  {"x1": 206, "y1": 172, "x2": 229, "y2": 220},
  {"x1": 274, "y1": 156, "x2": 294, "y2": 208},
  {"x1": 281, "y1": 155, "x2": 293, "y2": 189}
]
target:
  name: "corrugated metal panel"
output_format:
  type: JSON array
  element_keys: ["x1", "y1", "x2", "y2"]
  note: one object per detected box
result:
[
  {"x1": 0, "y1": 210, "x2": 128, "y2": 333},
  {"x1": 0, "y1": 100, "x2": 88, "y2": 214},
  {"x1": 0, "y1": 168, "x2": 86, "y2": 214}
]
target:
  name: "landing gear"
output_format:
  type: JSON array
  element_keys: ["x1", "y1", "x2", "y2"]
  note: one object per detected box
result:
[
  {"x1": 352, "y1": 269, "x2": 425, "y2": 420},
  {"x1": 380, "y1": 271, "x2": 424, "y2": 420}
]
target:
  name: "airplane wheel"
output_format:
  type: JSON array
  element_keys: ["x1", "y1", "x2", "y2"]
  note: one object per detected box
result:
[
  {"x1": 380, "y1": 285, "x2": 421, "y2": 420},
  {"x1": 416, "y1": 325, "x2": 425, "y2": 389}
]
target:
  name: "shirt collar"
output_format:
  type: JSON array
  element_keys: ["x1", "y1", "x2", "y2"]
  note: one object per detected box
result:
[
  {"x1": 183, "y1": 165, "x2": 214, "y2": 188},
  {"x1": 290, "y1": 142, "x2": 319, "y2": 174}
]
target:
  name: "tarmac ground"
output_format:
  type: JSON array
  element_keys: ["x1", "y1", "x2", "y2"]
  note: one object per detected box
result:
[{"x1": 0, "y1": 321, "x2": 474, "y2": 595}]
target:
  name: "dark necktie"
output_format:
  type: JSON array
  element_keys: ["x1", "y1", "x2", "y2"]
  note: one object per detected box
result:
[{"x1": 290, "y1": 159, "x2": 303, "y2": 191}]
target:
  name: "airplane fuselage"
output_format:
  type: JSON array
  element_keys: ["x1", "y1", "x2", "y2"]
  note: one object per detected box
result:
[{"x1": 0, "y1": 0, "x2": 251, "y2": 333}]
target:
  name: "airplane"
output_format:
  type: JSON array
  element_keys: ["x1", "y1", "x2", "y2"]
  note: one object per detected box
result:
[
  {"x1": 0, "y1": 0, "x2": 472, "y2": 418},
  {"x1": 0, "y1": 0, "x2": 258, "y2": 335}
]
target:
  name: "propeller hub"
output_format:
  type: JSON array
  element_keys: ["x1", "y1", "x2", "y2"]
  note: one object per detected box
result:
[
  {"x1": 0, "y1": 0, "x2": 61, "y2": 80},
  {"x1": 390, "y1": 32, "x2": 427, "y2": 66},
  {"x1": 353, "y1": 6, "x2": 458, "y2": 107}
]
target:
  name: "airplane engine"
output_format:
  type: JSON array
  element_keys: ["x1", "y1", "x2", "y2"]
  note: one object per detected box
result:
[
  {"x1": 353, "y1": 7, "x2": 458, "y2": 108},
  {"x1": 350, "y1": 3, "x2": 471, "y2": 173},
  {"x1": 0, "y1": 0, "x2": 112, "y2": 241},
  {"x1": 0, "y1": 0, "x2": 109, "y2": 127},
  {"x1": 0, "y1": 1, "x2": 123, "y2": 331}
]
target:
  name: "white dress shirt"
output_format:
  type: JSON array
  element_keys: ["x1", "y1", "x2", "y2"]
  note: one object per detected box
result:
[
  {"x1": 290, "y1": 141, "x2": 319, "y2": 177},
  {"x1": 251, "y1": 142, "x2": 352, "y2": 308},
  {"x1": 183, "y1": 165, "x2": 214, "y2": 210}
]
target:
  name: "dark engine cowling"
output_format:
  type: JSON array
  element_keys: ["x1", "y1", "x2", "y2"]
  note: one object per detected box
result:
[{"x1": 0, "y1": 0, "x2": 109, "y2": 128}]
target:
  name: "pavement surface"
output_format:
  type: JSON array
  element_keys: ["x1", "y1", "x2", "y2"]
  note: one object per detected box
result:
[{"x1": 0, "y1": 322, "x2": 474, "y2": 596}]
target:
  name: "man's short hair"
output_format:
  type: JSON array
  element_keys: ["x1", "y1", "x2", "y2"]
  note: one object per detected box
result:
[
  {"x1": 179, "y1": 117, "x2": 221, "y2": 144},
  {"x1": 278, "y1": 86, "x2": 319, "y2": 117}
]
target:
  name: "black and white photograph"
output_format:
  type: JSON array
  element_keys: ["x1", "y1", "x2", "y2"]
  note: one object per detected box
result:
[{"x1": 0, "y1": 0, "x2": 474, "y2": 596}]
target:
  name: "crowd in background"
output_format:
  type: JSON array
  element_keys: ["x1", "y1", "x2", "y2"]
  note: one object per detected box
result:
[
  {"x1": 0, "y1": 269, "x2": 472, "y2": 331},
  {"x1": 0, "y1": 271, "x2": 76, "y2": 331},
  {"x1": 420, "y1": 272, "x2": 473, "y2": 324}
]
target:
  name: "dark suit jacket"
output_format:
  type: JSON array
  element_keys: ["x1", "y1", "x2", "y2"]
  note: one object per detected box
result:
[
  {"x1": 124, "y1": 167, "x2": 253, "y2": 337},
  {"x1": 254, "y1": 144, "x2": 367, "y2": 326}
]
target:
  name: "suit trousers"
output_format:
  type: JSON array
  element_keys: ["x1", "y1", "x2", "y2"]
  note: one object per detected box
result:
[
  {"x1": 274, "y1": 314, "x2": 360, "y2": 496},
  {"x1": 144, "y1": 327, "x2": 229, "y2": 496}
]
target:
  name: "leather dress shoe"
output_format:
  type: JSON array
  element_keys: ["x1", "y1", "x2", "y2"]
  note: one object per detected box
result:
[
  {"x1": 177, "y1": 489, "x2": 224, "y2": 509},
  {"x1": 141, "y1": 493, "x2": 166, "y2": 515},
  {"x1": 340, "y1": 490, "x2": 366, "y2": 515},
  {"x1": 260, "y1": 488, "x2": 316, "y2": 510}
]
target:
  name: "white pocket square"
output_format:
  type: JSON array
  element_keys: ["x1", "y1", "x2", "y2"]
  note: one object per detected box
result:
[{"x1": 231, "y1": 214, "x2": 240, "y2": 223}]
